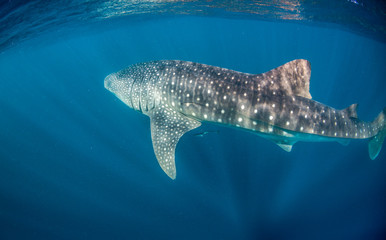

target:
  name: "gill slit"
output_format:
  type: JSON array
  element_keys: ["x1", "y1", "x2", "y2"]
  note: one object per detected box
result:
[
  {"x1": 139, "y1": 71, "x2": 153, "y2": 113},
  {"x1": 128, "y1": 76, "x2": 136, "y2": 110},
  {"x1": 137, "y1": 72, "x2": 146, "y2": 113}
]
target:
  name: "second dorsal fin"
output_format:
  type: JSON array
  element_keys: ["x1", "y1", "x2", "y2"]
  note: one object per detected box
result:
[
  {"x1": 343, "y1": 103, "x2": 358, "y2": 118},
  {"x1": 261, "y1": 59, "x2": 312, "y2": 99}
]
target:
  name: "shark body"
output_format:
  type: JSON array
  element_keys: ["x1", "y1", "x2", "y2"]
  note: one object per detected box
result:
[{"x1": 105, "y1": 60, "x2": 386, "y2": 179}]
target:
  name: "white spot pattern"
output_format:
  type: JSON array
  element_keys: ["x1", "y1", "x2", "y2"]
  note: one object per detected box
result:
[{"x1": 105, "y1": 59, "x2": 382, "y2": 179}]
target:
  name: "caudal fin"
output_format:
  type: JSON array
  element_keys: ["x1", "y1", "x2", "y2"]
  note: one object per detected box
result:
[{"x1": 368, "y1": 108, "x2": 386, "y2": 160}]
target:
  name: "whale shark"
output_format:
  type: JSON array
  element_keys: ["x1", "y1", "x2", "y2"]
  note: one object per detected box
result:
[{"x1": 105, "y1": 60, "x2": 386, "y2": 179}]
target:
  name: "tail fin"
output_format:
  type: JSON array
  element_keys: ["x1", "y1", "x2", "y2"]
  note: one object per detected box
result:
[{"x1": 368, "y1": 108, "x2": 386, "y2": 160}]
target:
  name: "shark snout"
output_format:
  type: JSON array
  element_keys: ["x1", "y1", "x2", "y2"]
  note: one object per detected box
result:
[{"x1": 104, "y1": 73, "x2": 117, "y2": 91}]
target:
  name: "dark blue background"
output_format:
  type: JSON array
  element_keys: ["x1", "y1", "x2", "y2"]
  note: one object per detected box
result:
[{"x1": 0, "y1": 16, "x2": 385, "y2": 239}]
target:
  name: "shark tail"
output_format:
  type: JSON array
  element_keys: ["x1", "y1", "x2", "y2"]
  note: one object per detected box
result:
[{"x1": 368, "y1": 108, "x2": 386, "y2": 160}]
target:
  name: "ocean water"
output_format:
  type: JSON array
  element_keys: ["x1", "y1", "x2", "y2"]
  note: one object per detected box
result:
[{"x1": 0, "y1": 1, "x2": 385, "y2": 240}]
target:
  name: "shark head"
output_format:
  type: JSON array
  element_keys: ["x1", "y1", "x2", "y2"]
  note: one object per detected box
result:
[
  {"x1": 105, "y1": 63, "x2": 161, "y2": 113},
  {"x1": 104, "y1": 72, "x2": 135, "y2": 109}
]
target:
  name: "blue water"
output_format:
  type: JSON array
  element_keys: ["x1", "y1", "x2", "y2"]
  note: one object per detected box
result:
[{"x1": 0, "y1": 2, "x2": 385, "y2": 240}]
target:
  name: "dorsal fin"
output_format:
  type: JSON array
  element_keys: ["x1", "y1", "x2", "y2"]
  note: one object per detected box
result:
[
  {"x1": 343, "y1": 103, "x2": 358, "y2": 118},
  {"x1": 262, "y1": 59, "x2": 312, "y2": 99}
]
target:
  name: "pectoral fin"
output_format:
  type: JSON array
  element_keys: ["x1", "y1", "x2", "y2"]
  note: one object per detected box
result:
[
  {"x1": 337, "y1": 139, "x2": 350, "y2": 146},
  {"x1": 270, "y1": 139, "x2": 296, "y2": 152},
  {"x1": 276, "y1": 143, "x2": 293, "y2": 152},
  {"x1": 149, "y1": 106, "x2": 201, "y2": 179}
]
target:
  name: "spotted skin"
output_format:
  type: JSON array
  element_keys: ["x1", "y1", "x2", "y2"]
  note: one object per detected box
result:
[{"x1": 105, "y1": 60, "x2": 386, "y2": 179}]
